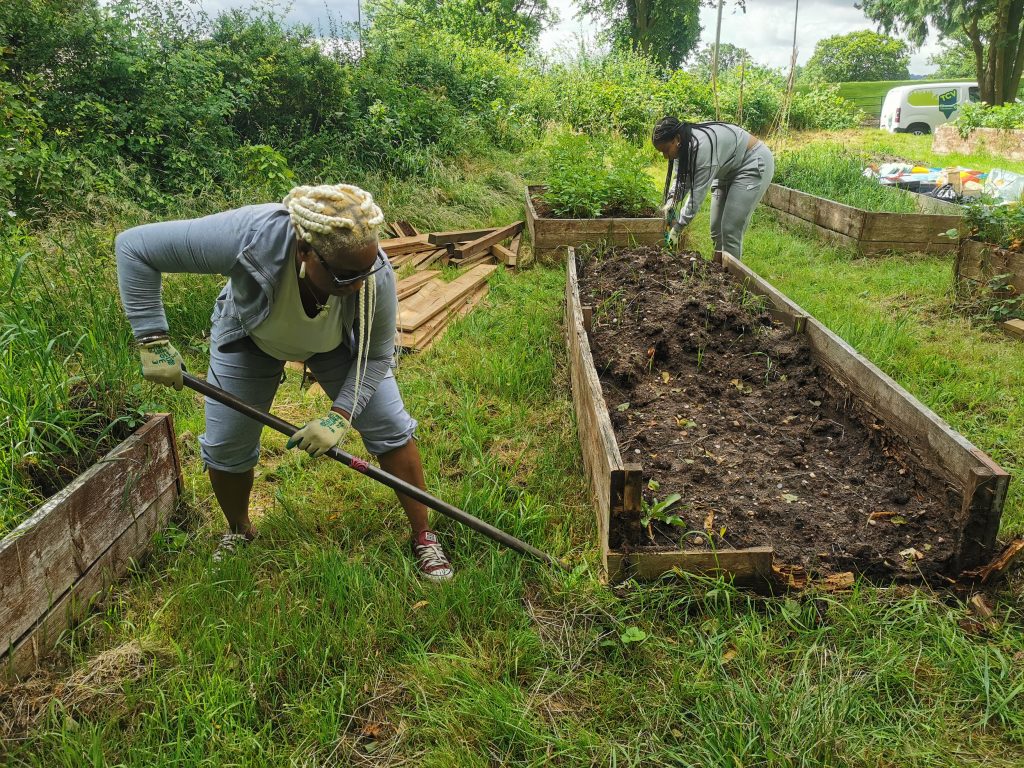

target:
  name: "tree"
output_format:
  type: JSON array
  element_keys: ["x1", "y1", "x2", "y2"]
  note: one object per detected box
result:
[
  {"x1": 366, "y1": 0, "x2": 555, "y2": 55},
  {"x1": 803, "y1": 30, "x2": 909, "y2": 82},
  {"x1": 688, "y1": 42, "x2": 751, "y2": 77},
  {"x1": 927, "y1": 40, "x2": 977, "y2": 78},
  {"x1": 860, "y1": 0, "x2": 1024, "y2": 105},
  {"x1": 576, "y1": 0, "x2": 703, "y2": 69}
]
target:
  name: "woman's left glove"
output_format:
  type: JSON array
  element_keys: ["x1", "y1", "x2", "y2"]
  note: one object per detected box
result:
[{"x1": 286, "y1": 411, "x2": 350, "y2": 457}]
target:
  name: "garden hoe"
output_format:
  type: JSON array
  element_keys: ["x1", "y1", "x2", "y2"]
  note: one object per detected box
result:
[{"x1": 182, "y1": 372, "x2": 566, "y2": 571}]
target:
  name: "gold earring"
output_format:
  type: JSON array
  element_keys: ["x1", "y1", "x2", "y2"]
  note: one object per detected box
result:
[{"x1": 299, "y1": 261, "x2": 306, "y2": 279}]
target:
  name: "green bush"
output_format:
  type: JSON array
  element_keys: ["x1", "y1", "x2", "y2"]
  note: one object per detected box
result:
[
  {"x1": 963, "y1": 198, "x2": 1024, "y2": 250},
  {"x1": 540, "y1": 131, "x2": 659, "y2": 218},
  {"x1": 774, "y1": 143, "x2": 917, "y2": 213},
  {"x1": 955, "y1": 101, "x2": 1024, "y2": 138}
]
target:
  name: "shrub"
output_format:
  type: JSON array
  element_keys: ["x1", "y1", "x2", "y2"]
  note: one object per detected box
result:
[
  {"x1": 955, "y1": 101, "x2": 1024, "y2": 138},
  {"x1": 540, "y1": 131, "x2": 659, "y2": 218},
  {"x1": 962, "y1": 198, "x2": 1024, "y2": 250}
]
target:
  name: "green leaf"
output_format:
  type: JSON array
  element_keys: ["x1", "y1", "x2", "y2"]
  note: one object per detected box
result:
[{"x1": 619, "y1": 626, "x2": 648, "y2": 644}]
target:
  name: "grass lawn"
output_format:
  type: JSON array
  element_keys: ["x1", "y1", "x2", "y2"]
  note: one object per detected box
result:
[
  {"x1": 3, "y1": 136, "x2": 1024, "y2": 766},
  {"x1": 836, "y1": 79, "x2": 976, "y2": 120}
]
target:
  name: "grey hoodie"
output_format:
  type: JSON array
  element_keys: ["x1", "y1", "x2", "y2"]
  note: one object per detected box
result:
[
  {"x1": 668, "y1": 123, "x2": 755, "y2": 229},
  {"x1": 115, "y1": 203, "x2": 397, "y2": 418}
]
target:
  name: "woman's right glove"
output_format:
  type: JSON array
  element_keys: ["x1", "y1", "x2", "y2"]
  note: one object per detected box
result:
[{"x1": 139, "y1": 336, "x2": 184, "y2": 390}]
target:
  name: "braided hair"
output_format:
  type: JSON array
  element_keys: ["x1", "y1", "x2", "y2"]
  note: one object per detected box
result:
[
  {"x1": 652, "y1": 117, "x2": 732, "y2": 217},
  {"x1": 283, "y1": 183, "x2": 386, "y2": 419}
]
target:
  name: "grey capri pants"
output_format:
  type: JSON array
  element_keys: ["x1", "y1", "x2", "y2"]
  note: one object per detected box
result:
[
  {"x1": 199, "y1": 336, "x2": 417, "y2": 473},
  {"x1": 709, "y1": 141, "x2": 775, "y2": 260}
]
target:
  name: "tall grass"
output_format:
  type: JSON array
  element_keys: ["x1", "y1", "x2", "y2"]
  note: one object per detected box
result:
[{"x1": 773, "y1": 143, "x2": 918, "y2": 212}]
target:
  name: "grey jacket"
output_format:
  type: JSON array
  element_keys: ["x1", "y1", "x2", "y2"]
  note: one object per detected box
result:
[
  {"x1": 115, "y1": 203, "x2": 398, "y2": 418},
  {"x1": 668, "y1": 123, "x2": 755, "y2": 229}
]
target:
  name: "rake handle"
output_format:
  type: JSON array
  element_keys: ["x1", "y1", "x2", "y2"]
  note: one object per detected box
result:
[{"x1": 182, "y1": 373, "x2": 566, "y2": 571}]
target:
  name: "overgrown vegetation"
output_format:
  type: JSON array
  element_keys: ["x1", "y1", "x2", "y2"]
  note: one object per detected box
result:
[
  {"x1": 773, "y1": 143, "x2": 917, "y2": 212},
  {"x1": 539, "y1": 131, "x2": 659, "y2": 218},
  {"x1": 957, "y1": 101, "x2": 1024, "y2": 137},
  {"x1": 963, "y1": 198, "x2": 1024, "y2": 250}
]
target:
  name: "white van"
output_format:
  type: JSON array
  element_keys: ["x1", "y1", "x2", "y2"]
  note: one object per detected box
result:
[{"x1": 879, "y1": 82, "x2": 980, "y2": 134}]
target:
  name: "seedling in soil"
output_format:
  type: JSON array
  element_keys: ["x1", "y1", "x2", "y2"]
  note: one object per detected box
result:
[{"x1": 640, "y1": 492, "x2": 684, "y2": 528}]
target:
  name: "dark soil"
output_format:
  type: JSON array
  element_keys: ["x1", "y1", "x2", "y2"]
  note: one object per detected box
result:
[
  {"x1": 578, "y1": 245, "x2": 963, "y2": 582},
  {"x1": 531, "y1": 192, "x2": 657, "y2": 220}
]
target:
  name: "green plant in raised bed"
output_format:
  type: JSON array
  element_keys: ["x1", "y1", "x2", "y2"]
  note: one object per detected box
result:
[
  {"x1": 962, "y1": 198, "x2": 1024, "y2": 250},
  {"x1": 540, "y1": 130, "x2": 659, "y2": 218},
  {"x1": 955, "y1": 101, "x2": 1024, "y2": 138},
  {"x1": 773, "y1": 143, "x2": 918, "y2": 213}
]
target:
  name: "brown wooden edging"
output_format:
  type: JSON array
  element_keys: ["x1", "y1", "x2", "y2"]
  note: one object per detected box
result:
[
  {"x1": 565, "y1": 248, "x2": 775, "y2": 585},
  {"x1": 0, "y1": 413, "x2": 181, "y2": 680},
  {"x1": 934, "y1": 123, "x2": 1024, "y2": 162},
  {"x1": 955, "y1": 238, "x2": 1024, "y2": 296},
  {"x1": 527, "y1": 185, "x2": 665, "y2": 260},
  {"x1": 566, "y1": 248, "x2": 1010, "y2": 582},
  {"x1": 760, "y1": 183, "x2": 962, "y2": 256}
]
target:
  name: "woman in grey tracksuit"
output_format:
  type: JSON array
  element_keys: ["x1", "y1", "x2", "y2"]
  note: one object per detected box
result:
[{"x1": 653, "y1": 117, "x2": 774, "y2": 259}]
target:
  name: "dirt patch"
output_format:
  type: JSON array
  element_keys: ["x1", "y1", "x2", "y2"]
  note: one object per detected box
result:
[
  {"x1": 577, "y1": 245, "x2": 962, "y2": 582},
  {"x1": 530, "y1": 192, "x2": 657, "y2": 220}
]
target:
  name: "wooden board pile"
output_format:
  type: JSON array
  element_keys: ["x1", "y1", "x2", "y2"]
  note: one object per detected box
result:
[{"x1": 381, "y1": 220, "x2": 523, "y2": 352}]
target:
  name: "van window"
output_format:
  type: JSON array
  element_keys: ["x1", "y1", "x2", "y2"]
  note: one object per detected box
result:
[{"x1": 969, "y1": 86, "x2": 981, "y2": 102}]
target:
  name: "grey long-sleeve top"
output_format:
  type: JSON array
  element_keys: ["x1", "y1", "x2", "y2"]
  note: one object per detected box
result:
[
  {"x1": 667, "y1": 123, "x2": 754, "y2": 229},
  {"x1": 115, "y1": 203, "x2": 398, "y2": 419}
]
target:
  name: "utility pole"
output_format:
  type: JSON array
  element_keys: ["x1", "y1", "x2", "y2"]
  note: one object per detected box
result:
[{"x1": 712, "y1": 0, "x2": 724, "y2": 120}]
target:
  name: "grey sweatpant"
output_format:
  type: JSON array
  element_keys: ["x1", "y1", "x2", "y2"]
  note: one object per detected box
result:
[{"x1": 709, "y1": 141, "x2": 774, "y2": 260}]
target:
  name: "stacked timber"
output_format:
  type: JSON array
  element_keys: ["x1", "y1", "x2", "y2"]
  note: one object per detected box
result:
[{"x1": 381, "y1": 221, "x2": 523, "y2": 270}]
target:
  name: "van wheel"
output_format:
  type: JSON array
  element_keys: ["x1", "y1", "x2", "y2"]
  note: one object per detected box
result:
[{"x1": 907, "y1": 123, "x2": 931, "y2": 135}]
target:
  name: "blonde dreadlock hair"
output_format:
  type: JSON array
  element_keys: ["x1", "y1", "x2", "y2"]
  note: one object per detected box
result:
[{"x1": 283, "y1": 183, "x2": 387, "y2": 422}]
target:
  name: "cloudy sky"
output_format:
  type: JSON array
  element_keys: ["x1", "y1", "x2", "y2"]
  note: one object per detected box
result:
[{"x1": 197, "y1": 0, "x2": 943, "y2": 75}]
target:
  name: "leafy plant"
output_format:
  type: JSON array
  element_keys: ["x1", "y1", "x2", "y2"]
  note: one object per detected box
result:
[
  {"x1": 640, "y1": 492, "x2": 684, "y2": 528},
  {"x1": 962, "y1": 198, "x2": 1024, "y2": 250},
  {"x1": 540, "y1": 131, "x2": 658, "y2": 218},
  {"x1": 955, "y1": 101, "x2": 1024, "y2": 138}
]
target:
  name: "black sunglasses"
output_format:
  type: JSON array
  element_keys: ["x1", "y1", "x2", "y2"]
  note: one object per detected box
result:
[{"x1": 309, "y1": 244, "x2": 387, "y2": 287}]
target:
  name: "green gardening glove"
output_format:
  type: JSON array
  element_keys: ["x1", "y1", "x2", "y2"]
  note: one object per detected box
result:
[
  {"x1": 139, "y1": 336, "x2": 184, "y2": 390},
  {"x1": 286, "y1": 411, "x2": 350, "y2": 457},
  {"x1": 665, "y1": 225, "x2": 682, "y2": 249}
]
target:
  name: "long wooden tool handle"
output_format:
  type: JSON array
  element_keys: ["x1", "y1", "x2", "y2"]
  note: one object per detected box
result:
[{"x1": 182, "y1": 373, "x2": 566, "y2": 571}]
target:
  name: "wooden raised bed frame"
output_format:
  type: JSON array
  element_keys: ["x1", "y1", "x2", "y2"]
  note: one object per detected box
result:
[
  {"x1": 0, "y1": 414, "x2": 181, "y2": 680},
  {"x1": 955, "y1": 238, "x2": 1024, "y2": 296},
  {"x1": 526, "y1": 185, "x2": 665, "y2": 260},
  {"x1": 566, "y1": 247, "x2": 1010, "y2": 583},
  {"x1": 761, "y1": 183, "x2": 962, "y2": 256}
]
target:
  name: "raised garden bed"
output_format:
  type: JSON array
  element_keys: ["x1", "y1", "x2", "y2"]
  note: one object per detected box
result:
[
  {"x1": 0, "y1": 414, "x2": 181, "y2": 680},
  {"x1": 955, "y1": 238, "x2": 1024, "y2": 296},
  {"x1": 761, "y1": 183, "x2": 962, "y2": 256},
  {"x1": 934, "y1": 123, "x2": 1024, "y2": 162},
  {"x1": 567, "y1": 245, "x2": 1010, "y2": 584},
  {"x1": 526, "y1": 185, "x2": 665, "y2": 260}
]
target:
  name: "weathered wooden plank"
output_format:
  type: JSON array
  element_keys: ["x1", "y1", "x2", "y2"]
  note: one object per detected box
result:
[
  {"x1": 427, "y1": 228, "x2": 500, "y2": 246},
  {"x1": 453, "y1": 222, "x2": 524, "y2": 260},
  {"x1": 0, "y1": 414, "x2": 179, "y2": 676},
  {"x1": 1001, "y1": 319, "x2": 1024, "y2": 338},
  {"x1": 814, "y1": 198, "x2": 866, "y2": 239},
  {"x1": 606, "y1": 547, "x2": 775, "y2": 584},
  {"x1": 954, "y1": 467, "x2": 1009, "y2": 571},
  {"x1": 3, "y1": 481, "x2": 177, "y2": 680},
  {"x1": 566, "y1": 249, "x2": 625, "y2": 571},
  {"x1": 788, "y1": 187, "x2": 818, "y2": 223},
  {"x1": 861, "y1": 212, "x2": 961, "y2": 243},
  {"x1": 955, "y1": 240, "x2": 1024, "y2": 292},
  {"x1": 396, "y1": 270, "x2": 440, "y2": 300},
  {"x1": 859, "y1": 240, "x2": 958, "y2": 256},
  {"x1": 527, "y1": 186, "x2": 664, "y2": 253},
  {"x1": 396, "y1": 265, "x2": 497, "y2": 331},
  {"x1": 490, "y1": 243, "x2": 516, "y2": 266},
  {"x1": 397, "y1": 283, "x2": 490, "y2": 352}
]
